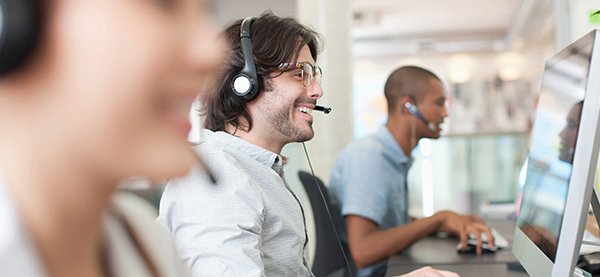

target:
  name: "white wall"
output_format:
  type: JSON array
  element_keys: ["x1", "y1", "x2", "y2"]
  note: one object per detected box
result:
[
  {"x1": 214, "y1": 0, "x2": 296, "y2": 27},
  {"x1": 569, "y1": 0, "x2": 600, "y2": 43},
  {"x1": 555, "y1": 0, "x2": 600, "y2": 49}
]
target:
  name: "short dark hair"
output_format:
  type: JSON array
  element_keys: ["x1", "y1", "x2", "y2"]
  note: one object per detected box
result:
[
  {"x1": 384, "y1": 66, "x2": 441, "y2": 113},
  {"x1": 201, "y1": 11, "x2": 322, "y2": 133}
]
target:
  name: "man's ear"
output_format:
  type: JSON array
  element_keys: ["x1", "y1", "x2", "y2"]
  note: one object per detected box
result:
[
  {"x1": 399, "y1": 100, "x2": 405, "y2": 114},
  {"x1": 399, "y1": 95, "x2": 412, "y2": 114}
]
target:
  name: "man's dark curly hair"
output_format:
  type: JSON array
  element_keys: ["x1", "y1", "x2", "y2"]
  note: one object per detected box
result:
[{"x1": 200, "y1": 11, "x2": 322, "y2": 133}]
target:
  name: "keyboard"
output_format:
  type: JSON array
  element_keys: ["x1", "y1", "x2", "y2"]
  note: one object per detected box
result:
[{"x1": 457, "y1": 227, "x2": 509, "y2": 253}]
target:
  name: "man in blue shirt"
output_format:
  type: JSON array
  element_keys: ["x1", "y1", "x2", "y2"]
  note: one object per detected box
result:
[{"x1": 330, "y1": 66, "x2": 493, "y2": 277}]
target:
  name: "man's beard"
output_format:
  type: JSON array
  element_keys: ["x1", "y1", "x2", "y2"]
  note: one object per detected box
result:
[
  {"x1": 269, "y1": 109, "x2": 314, "y2": 142},
  {"x1": 260, "y1": 90, "x2": 315, "y2": 143}
]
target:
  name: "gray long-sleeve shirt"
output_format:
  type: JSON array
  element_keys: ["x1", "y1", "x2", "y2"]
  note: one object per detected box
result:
[{"x1": 157, "y1": 129, "x2": 313, "y2": 277}]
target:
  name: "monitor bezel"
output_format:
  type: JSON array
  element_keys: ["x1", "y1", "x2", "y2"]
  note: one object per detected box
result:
[{"x1": 512, "y1": 29, "x2": 600, "y2": 277}]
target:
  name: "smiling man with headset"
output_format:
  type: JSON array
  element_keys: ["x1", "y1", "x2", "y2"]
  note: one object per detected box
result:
[
  {"x1": 329, "y1": 66, "x2": 493, "y2": 277},
  {"x1": 157, "y1": 12, "x2": 326, "y2": 277}
]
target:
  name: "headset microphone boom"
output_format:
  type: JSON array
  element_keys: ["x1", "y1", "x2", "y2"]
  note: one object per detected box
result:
[{"x1": 404, "y1": 102, "x2": 437, "y2": 132}]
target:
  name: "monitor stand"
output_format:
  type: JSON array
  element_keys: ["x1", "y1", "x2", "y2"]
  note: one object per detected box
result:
[
  {"x1": 590, "y1": 187, "x2": 600, "y2": 237},
  {"x1": 578, "y1": 187, "x2": 600, "y2": 277}
]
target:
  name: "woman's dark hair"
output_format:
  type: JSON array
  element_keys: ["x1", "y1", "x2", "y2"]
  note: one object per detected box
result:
[{"x1": 201, "y1": 11, "x2": 322, "y2": 133}]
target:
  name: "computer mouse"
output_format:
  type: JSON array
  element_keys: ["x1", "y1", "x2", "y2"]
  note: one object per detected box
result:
[
  {"x1": 475, "y1": 229, "x2": 508, "y2": 249},
  {"x1": 456, "y1": 239, "x2": 497, "y2": 254}
]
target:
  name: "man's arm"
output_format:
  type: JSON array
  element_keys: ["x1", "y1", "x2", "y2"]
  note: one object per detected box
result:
[
  {"x1": 347, "y1": 211, "x2": 493, "y2": 268},
  {"x1": 346, "y1": 215, "x2": 440, "y2": 268}
]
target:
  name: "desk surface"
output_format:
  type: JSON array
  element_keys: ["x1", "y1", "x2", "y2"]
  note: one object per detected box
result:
[{"x1": 385, "y1": 219, "x2": 529, "y2": 277}]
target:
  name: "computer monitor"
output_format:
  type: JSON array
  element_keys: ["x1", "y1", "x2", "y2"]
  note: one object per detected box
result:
[{"x1": 513, "y1": 29, "x2": 600, "y2": 277}]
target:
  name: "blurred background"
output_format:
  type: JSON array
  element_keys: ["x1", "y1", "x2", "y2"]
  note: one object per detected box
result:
[{"x1": 124, "y1": 0, "x2": 600, "y2": 263}]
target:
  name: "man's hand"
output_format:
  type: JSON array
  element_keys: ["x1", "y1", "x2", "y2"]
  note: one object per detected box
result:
[
  {"x1": 395, "y1": 266, "x2": 459, "y2": 277},
  {"x1": 436, "y1": 211, "x2": 493, "y2": 254}
]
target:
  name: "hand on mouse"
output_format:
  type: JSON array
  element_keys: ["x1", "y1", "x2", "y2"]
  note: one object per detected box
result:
[
  {"x1": 456, "y1": 240, "x2": 497, "y2": 254},
  {"x1": 395, "y1": 266, "x2": 460, "y2": 277},
  {"x1": 435, "y1": 211, "x2": 494, "y2": 254}
]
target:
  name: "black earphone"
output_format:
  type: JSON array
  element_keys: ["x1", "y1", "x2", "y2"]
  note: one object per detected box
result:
[
  {"x1": 230, "y1": 16, "x2": 261, "y2": 103},
  {"x1": 0, "y1": 0, "x2": 40, "y2": 75}
]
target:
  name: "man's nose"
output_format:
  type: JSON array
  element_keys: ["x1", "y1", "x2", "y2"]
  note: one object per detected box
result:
[{"x1": 308, "y1": 80, "x2": 324, "y2": 99}]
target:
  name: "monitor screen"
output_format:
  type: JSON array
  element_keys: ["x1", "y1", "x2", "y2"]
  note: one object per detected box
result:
[{"x1": 516, "y1": 43, "x2": 591, "y2": 262}]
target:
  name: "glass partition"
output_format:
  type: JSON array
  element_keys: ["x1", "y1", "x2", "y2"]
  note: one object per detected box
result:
[{"x1": 407, "y1": 132, "x2": 531, "y2": 218}]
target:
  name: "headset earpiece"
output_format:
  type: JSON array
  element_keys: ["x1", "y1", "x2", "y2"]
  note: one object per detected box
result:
[
  {"x1": 0, "y1": 0, "x2": 39, "y2": 75},
  {"x1": 405, "y1": 100, "x2": 438, "y2": 132},
  {"x1": 230, "y1": 16, "x2": 261, "y2": 103}
]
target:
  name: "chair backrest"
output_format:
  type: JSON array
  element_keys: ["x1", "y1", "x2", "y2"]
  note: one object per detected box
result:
[{"x1": 298, "y1": 171, "x2": 356, "y2": 277}]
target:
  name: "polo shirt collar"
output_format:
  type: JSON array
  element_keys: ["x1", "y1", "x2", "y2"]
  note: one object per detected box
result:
[{"x1": 376, "y1": 126, "x2": 411, "y2": 166}]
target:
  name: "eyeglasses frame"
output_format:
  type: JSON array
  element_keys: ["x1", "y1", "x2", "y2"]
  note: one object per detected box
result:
[{"x1": 277, "y1": 61, "x2": 322, "y2": 87}]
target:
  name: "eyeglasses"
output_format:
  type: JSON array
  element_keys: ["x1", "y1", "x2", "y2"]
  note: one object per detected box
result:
[{"x1": 278, "y1": 62, "x2": 322, "y2": 87}]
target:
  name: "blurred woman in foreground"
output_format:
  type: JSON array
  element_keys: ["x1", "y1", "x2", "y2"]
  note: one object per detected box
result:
[{"x1": 0, "y1": 0, "x2": 223, "y2": 276}]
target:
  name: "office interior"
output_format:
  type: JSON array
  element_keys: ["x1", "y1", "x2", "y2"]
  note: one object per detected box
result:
[{"x1": 123, "y1": 0, "x2": 600, "y2": 270}]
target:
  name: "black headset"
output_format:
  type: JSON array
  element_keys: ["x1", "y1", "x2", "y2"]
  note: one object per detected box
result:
[
  {"x1": 230, "y1": 16, "x2": 261, "y2": 103},
  {"x1": 0, "y1": 0, "x2": 40, "y2": 75}
]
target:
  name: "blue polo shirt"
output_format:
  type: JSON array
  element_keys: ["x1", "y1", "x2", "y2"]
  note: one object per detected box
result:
[{"x1": 329, "y1": 126, "x2": 412, "y2": 277}]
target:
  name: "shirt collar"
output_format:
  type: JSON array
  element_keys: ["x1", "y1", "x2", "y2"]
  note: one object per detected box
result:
[
  {"x1": 0, "y1": 169, "x2": 47, "y2": 277},
  {"x1": 200, "y1": 129, "x2": 287, "y2": 174},
  {"x1": 375, "y1": 126, "x2": 412, "y2": 166}
]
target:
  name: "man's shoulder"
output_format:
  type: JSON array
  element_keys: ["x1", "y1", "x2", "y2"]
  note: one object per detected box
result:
[
  {"x1": 194, "y1": 137, "x2": 247, "y2": 165},
  {"x1": 167, "y1": 137, "x2": 271, "y2": 197},
  {"x1": 331, "y1": 133, "x2": 389, "y2": 182},
  {"x1": 197, "y1": 130, "x2": 240, "y2": 155},
  {"x1": 339, "y1": 133, "x2": 387, "y2": 158},
  {"x1": 196, "y1": 130, "x2": 273, "y2": 167}
]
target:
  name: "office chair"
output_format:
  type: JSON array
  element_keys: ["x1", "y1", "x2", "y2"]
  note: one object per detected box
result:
[{"x1": 298, "y1": 171, "x2": 356, "y2": 277}]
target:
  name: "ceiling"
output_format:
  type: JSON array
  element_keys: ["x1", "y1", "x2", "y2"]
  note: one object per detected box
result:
[{"x1": 352, "y1": 0, "x2": 556, "y2": 57}]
